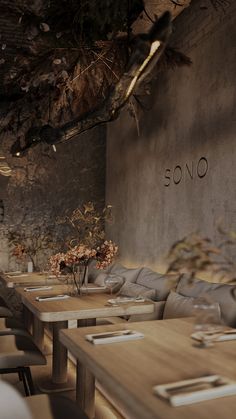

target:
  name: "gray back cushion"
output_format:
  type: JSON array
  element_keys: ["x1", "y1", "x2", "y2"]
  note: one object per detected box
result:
[
  {"x1": 176, "y1": 275, "x2": 236, "y2": 327},
  {"x1": 163, "y1": 291, "x2": 197, "y2": 319},
  {"x1": 94, "y1": 272, "x2": 125, "y2": 293},
  {"x1": 88, "y1": 259, "x2": 113, "y2": 282},
  {"x1": 109, "y1": 264, "x2": 142, "y2": 283},
  {"x1": 136, "y1": 267, "x2": 176, "y2": 301}
]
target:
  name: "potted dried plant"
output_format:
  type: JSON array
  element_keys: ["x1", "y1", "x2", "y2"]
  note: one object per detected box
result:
[
  {"x1": 166, "y1": 226, "x2": 236, "y2": 295},
  {"x1": 8, "y1": 226, "x2": 58, "y2": 272}
]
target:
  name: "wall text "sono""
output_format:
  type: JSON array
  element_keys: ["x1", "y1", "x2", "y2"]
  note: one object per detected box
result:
[{"x1": 164, "y1": 157, "x2": 208, "y2": 187}]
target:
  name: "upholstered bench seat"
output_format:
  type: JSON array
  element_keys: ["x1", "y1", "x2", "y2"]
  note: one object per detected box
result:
[
  {"x1": 0, "y1": 334, "x2": 46, "y2": 368},
  {"x1": 0, "y1": 333, "x2": 46, "y2": 395}
]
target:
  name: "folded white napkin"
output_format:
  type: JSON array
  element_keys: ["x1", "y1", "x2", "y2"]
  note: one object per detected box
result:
[
  {"x1": 107, "y1": 297, "x2": 145, "y2": 305},
  {"x1": 153, "y1": 375, "x2": 236, "y2": 406},
  {"x1": 24, "y1": 286, "x2": 53, "y2": 292},
  {"x1": 7, "y1": 274, "x2": 28, "y2": 278},
  {"x1": 86, "y1": 329, "x2": 144, "y2": 344},
  {"x1": 35, "y1": 294, "x2": 70, "y2": 302},
  {"x1": 191, "y1": 330, "x2": 236, "y2": 342}
]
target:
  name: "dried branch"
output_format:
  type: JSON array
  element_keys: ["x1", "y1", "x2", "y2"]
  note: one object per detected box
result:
[
  {"x1": 166, "y1": 228, "x2": 236, "y2": 284},
  {"x1": 11, "y1": 11, "x2": 172, "y2": 156}
]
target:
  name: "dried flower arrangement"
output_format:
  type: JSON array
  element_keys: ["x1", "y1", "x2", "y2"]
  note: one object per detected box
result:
[{"x1": 49, "y1": 202, "x2": 118, "y2": 291}]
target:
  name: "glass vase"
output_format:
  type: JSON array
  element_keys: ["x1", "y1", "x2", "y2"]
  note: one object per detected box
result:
[
  {"x1": 80, "y1": 264, "x2": 89, "y2": 289},
  {"x1": 67, "y1": 271, "x2": 81, "y2": 296}
]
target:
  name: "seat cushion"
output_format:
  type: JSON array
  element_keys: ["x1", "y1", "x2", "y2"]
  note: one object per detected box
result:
[
  {"x1": 0, "y1": 334, "x2": 46, "y2": 368},
  {"x1": 163, "y1": 291, "x2": 197, "y2": 319},
  {"x1": 118, "y1": 282, "x2": 157, "y2": 299},
  {"x1": 136, "y1": 268, "x2": 176, "y2": 301},
  {"x1": 176, "y1": 276, "x2": 236, "y2": 327}
]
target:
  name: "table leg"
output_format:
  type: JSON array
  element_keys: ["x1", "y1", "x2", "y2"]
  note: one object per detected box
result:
[
  {"x1": 76, "y1": 361, "x2": 95, "y2": 419},
  {"x1": 52, "y1": 320, "x2": 68, "y2": 384},
  {"x1": 37, "y1": 320, "x2": 75, "y2": 393},
  {"x1": 33, "y1": 317, "x2": 44, "y2": 351}
]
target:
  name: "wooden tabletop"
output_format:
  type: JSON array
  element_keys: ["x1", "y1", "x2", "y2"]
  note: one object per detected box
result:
[
  {"x1": 2, "y1": 272, "x2": 62, "y2": 287},
  {"x1": 16, "y1": 286, "x2": 155, "y2": 322},
  {"x1": 60, "y1": 318, "x2": 236, "y2": 419}
]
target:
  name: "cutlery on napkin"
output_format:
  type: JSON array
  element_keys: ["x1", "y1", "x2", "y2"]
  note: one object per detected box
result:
[
  {"x1": 7, "y1": 274, "x2": 28, "y2": 278},
  {"x1": 191, "y1": 329, "x2": 236, "y2": 342},
  {"x1": 35, "y1": 294, "x2": 70, "y2": 302},
  {"x1": 24, "y1": 286, "x2": 53, "y2": 292},
  {"x1": 86, "y1": 329, "x2": 144, "y2": 344},
  {"x1": 153, "y1": 375, "x2": 236, "y2": 406},
  {"x1": 106, "y1": 297, "x2": 145, "y2": 306}
]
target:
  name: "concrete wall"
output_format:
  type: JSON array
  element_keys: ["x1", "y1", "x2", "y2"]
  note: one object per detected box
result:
[
  {"x1": 106, "y1": 0, "x2": 236, "y2": 272},
  {"x1": 0, "y1": 126, "x2": 106, "y2": 271}
]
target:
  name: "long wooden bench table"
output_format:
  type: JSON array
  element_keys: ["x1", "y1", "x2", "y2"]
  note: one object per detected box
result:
[
  {"x1": 17, "y1": 286, "x2": 154, "y2": 391},
  {"x1": 60, "y1": 318, "x2": 236, "y2": 419}
]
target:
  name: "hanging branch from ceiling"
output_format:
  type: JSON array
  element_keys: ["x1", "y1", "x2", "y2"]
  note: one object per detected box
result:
[
  {"x1": 10, "y1": 11, "x2": 173, "y2": 156},
  {"x1": 0, "y1": 2, "x2": 191, "y2": 158}
]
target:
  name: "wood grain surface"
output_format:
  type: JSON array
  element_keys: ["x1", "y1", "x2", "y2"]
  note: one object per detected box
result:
[{"x1": 60, "y1": 318, "x2": 236, "y2": 419}]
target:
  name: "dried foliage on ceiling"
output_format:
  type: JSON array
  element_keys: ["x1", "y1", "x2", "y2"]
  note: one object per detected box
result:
[
  {"x1": 0, "y1": 1, "x2": 142, "y2": 143},
  {"x1": 0, "y1": 0, "x2": 192, "y2": 157}
]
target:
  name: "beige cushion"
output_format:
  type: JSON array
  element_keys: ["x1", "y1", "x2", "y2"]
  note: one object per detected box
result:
[
  {"x1": 176, "y1": 276, "x2": 236, "y2": 327},
  {"x1": 136, "y1": 268, "x2": 176, "y2": 301},
  {"x1": 128, "y1": 301, "x2": 166, "y2": 322},
  {"x1": 119, "y1": 282, "x2": 157, "y2": 299},
  {"x1": 163, "y1": 291, "x2": 197, "y2": 319},
  {"x1": 0, "y1": 334, "x2": 46, "y2": 368}
]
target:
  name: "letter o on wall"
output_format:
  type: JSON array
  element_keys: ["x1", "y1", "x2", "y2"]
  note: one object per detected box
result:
[
  {"x1": 197, "y1": 157, "x2": 208, "y2": 178},
  {"x1": 173, "y1": 165, "x2": 182, "y2": 184}
]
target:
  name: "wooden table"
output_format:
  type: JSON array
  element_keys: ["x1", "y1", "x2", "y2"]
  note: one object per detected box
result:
[
  {"x1": 17, "y1": 286, "x2": 154, "y2": 390},
  {"x1": 1, "y1": 272, "x2": 62, "y2": 288},
  {"x1": 60, "y1": 318, "x2": 236, "y2": 419}
]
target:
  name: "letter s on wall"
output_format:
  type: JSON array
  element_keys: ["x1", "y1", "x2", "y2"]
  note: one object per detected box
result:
[{"x1": 164, "y1": 169, "x2": 171, "y2": 187}]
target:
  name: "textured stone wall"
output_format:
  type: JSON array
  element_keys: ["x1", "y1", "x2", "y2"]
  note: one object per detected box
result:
[
  {"x1": 106, "y1": 0, "x2": 236, "y2": 272},
  {"x1": 0, "y1": 125, "x2": 106, "y2": 271}
]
